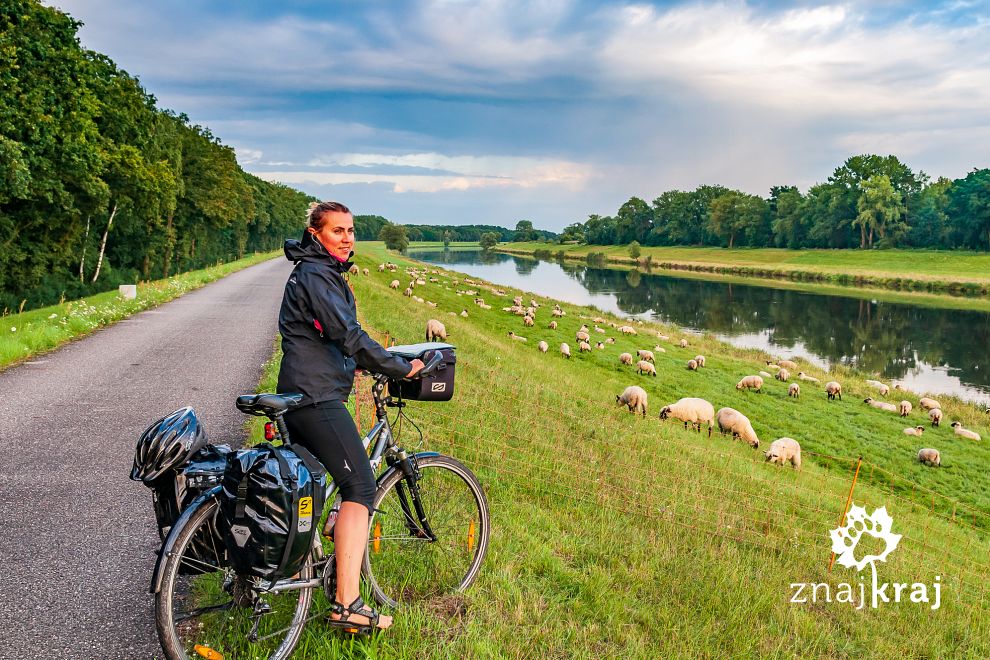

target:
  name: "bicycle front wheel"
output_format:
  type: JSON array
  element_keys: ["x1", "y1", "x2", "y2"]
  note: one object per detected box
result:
[
  {"x1": 155, "y1": 496, "x2": 313, "y2": 660},
  {"x1": 363, "y1": 454, "x2": 490, "y2": 609}
]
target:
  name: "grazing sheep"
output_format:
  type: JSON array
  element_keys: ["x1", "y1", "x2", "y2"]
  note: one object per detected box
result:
[
  {"x1": 619, "y1": 353, "x2": 634, "y2": 366},
  {"x1": 659, "y1": 397, "x2": 715, "y2": 436},
  {"x1": 759, "y1": 370, "x2": 773, "y2": 379},
  {"x1": 929, "y1": 408, "x2": 943, "y2": 427},
  {"x1": 362, "y1": 268, "x2": 369, "y2": 276},
  {"x1": 426, "y1": 301, "x2": 438, "y2": 308},
  {"x1": 524, "y1": 316, "x2": 535, "y2": 327},
  {"x1": 903, "y1": 426, "x2": 925, "y2": 437},
  {"x1": 694, "y1": 355, "x2": 706, "y2": 368},
  {"x1": 637, "y1": 350, "x2": 655, "y2": 363},
  {"x1": 552, "y1": 309, "x2": 565, "y2": 318},
  {"x1": 461, "y1": 309, "x2": 469, "y2": 318},
  {"x1": 594, "y1": 326, "x2": 606, "y2": 334},
  {"x1": 765, "y1": 438, "x2": 801, "y2": 469},
  {"x1": 390, "y1": 280, "x2": 400, "y2": 289},
  {"x1": 594, "y1": 317, "x2": 606, "y2": 324},
  {"x1": 864, "y1": 397, "x2": 898, "y2": 412},
  {"x1": 736, "y1": 375, "x2": 764, "y2": 393},
  {"x1": 687, "y1": 359, "x2": 698, "y2": 371},
  {"x1": 576, "y1": 330, "x2": 591, "y2": 343},
  {"x1": 537, "y1": 341, "x2": 549, "y2": 354},
  {"x1": 788, "y1": 383, "x2": 800, "y2": 398},
  {"x1": 513, "y1": 295, "x2": 523, "y2": 306},
  {"x1": 679, "y1": 338, "x2": 688, "y2": 348},
  {"x1": 578, "y1": 341, "x2": 592, "y2": 352},
  {"x1": 507, "y1": 331, "x2": 528, "y2": 342},
  {"x1": 403, "y1": 287, "x2": 413, "y2": 297},
  {"x1": 606, "y1": 337, "x2": 616, "y2": 344},
  {"x1": 775, "y1": 369, "x2": 789, "y2": 382},
  {"x1": 637, "y1": 360, "x2": 657, "y2": 377},
  {"x1": 378, "y1": 263, "x2": 386, "y2": 272},
  {"x1": 560, "y1": 342, "x2": 571, "y2": 358},
  {"x1": 414, "y1": 296, "x2": 425, "y2": 303},
  {"x1": 778, "y1": 359, "x2": 798, "y2": 371},
  {"x1": 548, "y1": 321, "x2": 558, "y2": 330},
  {"x1": 898, "y1": 400, "x2": 912, "y2": 417},
  {"x1": 619, "y1": 325, "x2": 638, "y2": 335},
  {"x1": 919, "y1": 397, "x2": 941, "y2": 411},
  {"x1": 579, "y1": 324, "x2": 589, "y2": 333},
  {"x1": 765, "y1": 361, "x2": 780, "y2": 370},
  {"x1": 918, "y1": 448, "x2": 941, "y2": 467},
  {"x1": 951, "y1": 422, "x2": 982, "y2": 441},
  {"x1": 653, "y1": 345, "x2": 667, "y2": 353},
  {"x1": 349, "y1": 265, "x2": 359, "y2": 275},
  {"x1": 616, "y1": 385, "x2": 649, "y2": 417},
  {"x1": 416, "y1": 278, "x2": 426, "y2": 286},
  {"x1": 797, "y1": 372, "x2": 820, "y2": 383},
  {"x1": 596, "y1": 342, "x2": 605, "y2": 350},
  {"x1": 825, "y1": 381, "x2": 842, "y2": 401},
  {"x1": 715, "y1": 407, "x2": 760, "y2": 448},
  {"x1": 658, "y1": 333, "x2": 670, "y2": 341}
]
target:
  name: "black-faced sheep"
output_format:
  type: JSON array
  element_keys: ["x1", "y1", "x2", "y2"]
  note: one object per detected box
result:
[
  {"x1": 951, "y1": 422, "x2": 981, "y2": 441},
  {"x1": 903, "y1": 426, "x2": 925, "y2": 437},
  {"x1": 596, "y1": 342, "x2": 605, "y2": 350},
  {"x1": 548, "y1": 321, "x2": 558, "y2": 330},
  {"x1": 798, "y1": 372, "x2": 820, "y2": 383},
  {"x1": 524, "y1": 316, "x2": 535, "y2": 327},
  {"x1": 576, "y1": 330, "x2": 591, "y2": 343},
  {"x1": 687, "y1": 359, "x2": 698, "y2": 371},
  {"x1": 715, "y1": 407, "x2": 760, "y2": 448},
  {"x1": 507, "y1": 331, "x2": 528, "y2": 342},
  {"x1": 777, "y1": 359, "x2": 798, "y2": 371},
  {"x1": 788, "y1": 383, "x2": 800, "y2": 398},
  {"x1": 637, "y1": 360, "x2": 657, "y2": 377},
  {"x1": 919, "y1": 397, "x2": 941, "y2": 411},
  {"x1": 825, "y1": 381, "x2": 842, "y2": 401},
  {"x1": 619, "y1": 353, "x2": 634, "y2": 366},
  {"x1": 390, "y1": 280, "x2": 400, "y2": 289},
  {"x1": 736, "y1": 375, "x2": 764, "y2": 392},
  {"x1": 694, "y1": 355, "x2": 706, "y2": 367},
  {"x1": 765, "y1": 437, "x2": 801, "y2": 469},
  {"x1": 864, "y1": 397, "x2": 898, "y2": 412},
  {"x1": 679, "y1": 338, "x2": 688, "y2": 348},
  {"x1": 898, "y1": 400, "x2": 912, "y2": 417},
  {"x1": 759, "y1": 370, "x2": 773, "y2": 379},
  {"x1": 865, "y1": 380, "x2": 890, "y2": 397},
  {"x1": 918, "y1": 448, "x2": 941, "y2": 467},
  {"x1": 538, "y1": 341, "x2": 549, "y2": 353},
  {"x1": 426, "y1": 319, "x2": 447, "y2": 342},
  {"x1": 929, "y1": 408, "x2": 943, "y2": 427},
  {"x1": 638, "y1": 350, "x2": 655, "y2": 363},
  {"x1": 659, "y1": 397, "x2": 715, "y2": 436},
  {"x1": 578, "y1": 341, "x2": 592, "y2": 353},
  {"x1": 616, "y1": 385, "x2": 648, "y2": 417},
  {"x1": 560, "y1": 342, "x2": 571, "y2": 358},
  {"x1": 775, "y1": 368, "x2": 789, "y2": 382}
]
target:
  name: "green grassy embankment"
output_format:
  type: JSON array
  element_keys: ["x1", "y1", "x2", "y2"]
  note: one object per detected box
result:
[
  {"x1": 0, "y1": 251, "x2": 281, "y2": 371},
  {"x1": 498, "y1": 243, "x2": 990, "y2": 296},
  {"x1": 252, "y1": 243, "x2": 990, "y2": 657}
]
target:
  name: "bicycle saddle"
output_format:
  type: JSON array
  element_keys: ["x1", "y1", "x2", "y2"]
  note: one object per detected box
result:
[{"x1": 235, "y1": 393, "x2": 304, "y2": 417}]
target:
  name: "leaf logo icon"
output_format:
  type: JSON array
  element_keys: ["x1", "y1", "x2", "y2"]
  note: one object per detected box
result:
[{"x1": 830, "y1": 504, "x2": 902, "y2": 572}]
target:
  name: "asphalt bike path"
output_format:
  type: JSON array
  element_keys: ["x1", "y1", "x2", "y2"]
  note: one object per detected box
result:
[{"x1": 0, "y1": 257, "x2": 293, "y2": 658}]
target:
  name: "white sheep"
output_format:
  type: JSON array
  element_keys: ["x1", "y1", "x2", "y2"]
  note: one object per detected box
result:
[
  {"x1": 619, "y1": 325, "x2": 638, "y2": 335},
  {"x1": 637, "y1": 350, "x2": 655, "y2": 363},
  {"x1": 362, "y1": 268, "x2": 369, "y2": 276},
  {"x1": 797, "y1": 372, "x2": 820, "y2": 383},
  {"x1": 403, "y1": 287, "x2": 413, "y2": 297},
  {"x1": 679, "y1": 338, "x2": 688, "y2": 348},
  {"x1": 619, "y1": 353, "x2": 634, "y2": 366},
  {"x1": 951, "y1": 422, "x2": 981, "y2": 441},
  {"x1": 461, "y1": 310, "x2": 469, "y2": 318},
  {"x1": 548, "y1": 321, "x2": 558, "y2": 330},
  {"x1": 919, "y1": 397, "x2": 941, "y2": 411},
  {"x1": 536, "y1": 340, "x2": 549, "y2": 354},
  {"x1": 788, "y1": 383, "x2": 800, "y2": 398},
  {"x1": 524, "y1": 316, "x2": 535, "y2": 327},
  {"x1": 390, "y1": 280, "x2": 400, "y2": 289},
  {"x1": 507, "y1": 331, "x2": 528, "y2": 342},
  {"x1": 758, "y1": 370, "x2": 773, "y2": 379},
  {"x1": 928, "y1": 408, "x2": 943, "y2": 427},
  {"x1": 378, "y1": 263, "x2": 386, "y2": 272},
  {"x1": 658, "y1": 333, "x2": 670, "y2": 340},
  {"x1": 864, "y1": 397, "x2": 898, "y2": 412},
  {"x1": 576, "y1": 330, "x2": 591, "y2": 343},
  {"x1": 736, "y1": 375, "x2": 764, "y2": 393},
  {"x1": 765, "y1": 361, "x2": 780, "y2": 371},
  {"x1": 560, "y1": 342, "x2": 571, "y2": 358},
  {"x1": 694, "y1": 355, "x2": 706, "y2": 368},
  {"x1": 578, "y1": 341, "x2": 592, "y2": 353},
  {"x1": 903, "y1": 426, "x2": 925, "y2": 437},
  {"x1": 687, "y1": 359, "x2": 698, "y2": 371},
  {"x1": 825, "y1": 381, "x2": 842, "y2": 401},
  {"x1": 349, "y1": 265, "x2": 359, "y2": 275},
  {"x1": 917, "y1": 448, "x2": 941, "y2": 467},
  {"x1": 552, "y1": 308, "x2": 565, "y2": 318},
  {"x1": 596, "y1": 342, "x2": 605, "y2": 350},
  {"x1": 765, "y1": 437, "x2": 801, "y2": 469},
  {"x1": 659, "y1": 397, "x2": 715, "y2": 436},
  {"x1": 606, "y1": 337, "x2": 616, "y2": 344},
  {"x1": 865, "y1": 380, "x2": 890, "y2": 396},
  {"x1": 637, "y1": 360, "x2": 657, "y2": 377},
  {"x1": 616, "y1": 385, "x2": 649, "y2": 417},
  {"x1": 652, "y1": 345, "x2": 667, "y2": 353},
  {"x1": 426, "y1": 319, "x2": 447, "y2": 341},
  {"x1": 777, "y1": 359, "x2": 798, "y2": 371},
  {"x1": 715, "y1": 407, "x2": 760, "y2": 448},
  {"x1": 898, "y1": 400, "x2": 912, "y2": 417},
  {"x1": 775, "y1": 368, "x2": 789, "y2": 382}
]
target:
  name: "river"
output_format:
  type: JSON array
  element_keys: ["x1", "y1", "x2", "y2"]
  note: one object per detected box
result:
[{"x1": 409, "y1": 248, "x2": 990, "y2": 407}]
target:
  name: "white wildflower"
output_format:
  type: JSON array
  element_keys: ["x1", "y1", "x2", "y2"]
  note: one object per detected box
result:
[
  {"x1": 10, "y1": 327, "x2": 15, "y2": 332},
  {"x1": 48, "y1": 313, "x2": 58, "y2": 319}
]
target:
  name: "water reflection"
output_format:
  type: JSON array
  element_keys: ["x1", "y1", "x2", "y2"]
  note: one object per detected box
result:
[{"x1": 409, "y1": 249, "x2": 990, "y2": 405}]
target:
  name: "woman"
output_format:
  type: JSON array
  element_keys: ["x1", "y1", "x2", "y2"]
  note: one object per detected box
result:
[{"x1": 277, "y1": 200, "x2": 423, "y2": 633}]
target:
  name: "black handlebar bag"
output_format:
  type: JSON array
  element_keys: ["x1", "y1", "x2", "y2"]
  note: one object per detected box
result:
[
  {"x1": 217, "y1": 443, "x2": 327, "y2": 586},
  {"x1": 387, "y1": 342, "x2": 456, "y2": 401}
]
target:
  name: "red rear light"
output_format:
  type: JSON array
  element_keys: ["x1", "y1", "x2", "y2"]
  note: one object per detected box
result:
[{"x1": 264, "y1": 422, "x2": 276, "y2": 440}]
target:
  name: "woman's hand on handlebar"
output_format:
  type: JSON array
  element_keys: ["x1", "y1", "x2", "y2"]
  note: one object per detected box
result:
[{"x1": 406, "y1": 359, "x2": 426, "y2": 378}]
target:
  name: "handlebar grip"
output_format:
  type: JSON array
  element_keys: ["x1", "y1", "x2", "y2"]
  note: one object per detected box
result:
[{"x1": 417, "y1": 350, "x2": 445, "y2": 377}]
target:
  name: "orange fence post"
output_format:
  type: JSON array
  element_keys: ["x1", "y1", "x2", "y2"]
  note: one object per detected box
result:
[{"x1": 829, "y1": 456, "x2": 863, "y2": 572}]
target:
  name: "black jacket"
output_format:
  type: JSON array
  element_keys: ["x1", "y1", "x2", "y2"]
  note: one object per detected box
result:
[{"x1": 276, "y1": 232, "x2": 411, "y2": 406}]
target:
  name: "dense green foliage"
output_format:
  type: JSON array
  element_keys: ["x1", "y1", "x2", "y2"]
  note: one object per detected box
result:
[
  {"x1": 567, "y1": 155, "x2": 990, "y2": 251},
  {"x1": 0, "y1": 1, "x2": 312, "y2": 312}
]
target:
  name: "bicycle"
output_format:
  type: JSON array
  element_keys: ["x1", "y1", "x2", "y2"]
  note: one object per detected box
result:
[{"x1": 150, "y1": 348, "x2": 490, "y2": 659}]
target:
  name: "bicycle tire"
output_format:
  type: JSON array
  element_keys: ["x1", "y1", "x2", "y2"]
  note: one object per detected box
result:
[
  {"x1": 362, "y1": 454, "x2": 490, "y2": 609},
  {"x1": 155, "y1": 496, "x2": 313, "y2": 660}
]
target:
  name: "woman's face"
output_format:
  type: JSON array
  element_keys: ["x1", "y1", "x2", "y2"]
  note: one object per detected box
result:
[{"x1": 309, "y1": 212, "x2": 355, "y2": 260}]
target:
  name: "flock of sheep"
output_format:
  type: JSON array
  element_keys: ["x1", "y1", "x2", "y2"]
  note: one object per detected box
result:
[{"x1": 372, "y1": 259, "x2": 986, "y2": 473}]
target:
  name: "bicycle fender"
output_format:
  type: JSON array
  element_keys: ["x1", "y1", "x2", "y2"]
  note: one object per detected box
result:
[
  {"x1": 149, "y1": 486, "x2": 222, "y2": 594},
  {"x1": 376, "y1": 451, "x2": 442, "y2": 485}
]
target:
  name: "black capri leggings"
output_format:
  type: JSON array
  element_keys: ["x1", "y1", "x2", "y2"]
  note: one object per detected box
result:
[{"x1": 283, "y1": 400, "x2": 376, "y2": 514}]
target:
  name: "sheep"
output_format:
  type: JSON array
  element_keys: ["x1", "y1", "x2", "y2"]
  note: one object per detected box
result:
[
  {"x1": 594, "y1": 326, "x2": 606, "y2": 334},
  {"x1": 606, "y1": 337, "x2": 616, "y2": 344},
  {"x1": 765, "y1": 361, "x2": 780, "y2": 370},
  {"x1": 548, "y1": 321, "x2": 558, "y2": 330},
  {"x1": 659, "y1": 397, "x2": 715, "y2": 436},
  {"x1": 898, "y1": 400, "x2": 912, "y2": 417},
  {"x1": 657, "y1": 333, "x2": 670, "y2": 341},
  {"x1": 507, "y1": 331, "x2": 528, "y2": 342},
  {"x1": 951, "y1": 422, "x2": 982, "y2": 441},
  {"x1": 903, "y1": 426, "x2": 925, "y2": 437},
  {"x1": 637, "y1": 350, "x2": 655, "y2": 363},
  {"x1": 918, "y1": 448, "x2": 941, "y2": 467},
  {"x1": 596, "y1": 342, "x2": 605, "y2": 350},
  {"x1": 825, "y1": 381, "x2": 842, "y2": 401},
  {"x1": 362, "y1": 268, "x2": 369, "y2": 276},
  {"x1": 460, "y1": 309, "x2": 469, "y2": 318},
  {"x1": 715, "y1": 407, "x2": 760, "y2": 448},
  {"x1": 530, "y1": 299, "x2": 540, "y2": 308},
  {"x1": 759, "y1": 370, "x2": 773, "y2": 379},
  {"x1": 687, "y1": 359, "x2": 698, "y2": 371},
  {"x1": 523, "y1": 316, "x2": 535, "y2": 327},
  {"x1": 537, "y1": 340, "x2": 549, "y2": 354},
  {"x1": 764, "y1": 437, "x2": 801, "y2": 469},
  {"x1": 777, "y1": 359, "x2": 798, "y2": 371},
  {"x1": 349, "y1": 265, "x2": 359, "y2": 275},
  {"x1": 679, "y1": 338, "x2": 688, "y2": 348},
  {"x1": 619, "y1": 353, "x2": 634, "y2": 366},
  {"x1": 560, "y1": 342, "x2": 571, "y2": 358},
  {"x1": 619, "y1": 325, "x2": 638, "y2": 335},
  {"x1": 576, "y1": 330, "x2": 591, "y2": 343},
  {"x1": 378, "y1": 263, "x2": 386, "y2": 272},
  {"x1": 403, "y1": 287, "x2": 413, "y2": 297},
  {"x1": 864, "y1": 397, "x2": 898, "y2": 412},
  {"x1": 416, "y1": 278, "x2": 426, "y2": 286},
  {"x1": 928, "y1": 408, "x2": 943, "y2": 427},
  {"x1": 694, "y1": 355, "x2": 706, "y2": 368},
  {"x1": 736, "y1": 375, "x2": 764, "y2": 393},
  {"x1": 775, "y1": 368, "x2": 789, "y2": 382},
  {"x1": 426, "y1": 301, "x2": 438, "y2": 308},
  {"x1": 579, "y1": 324, "x2": 589, "y2": 333},
  {"x1": 616, "y1": 385, "x2": 648, "y2": 417},
  {"x1": 413, "y1": 296, "x2": 425, "y2": 303},
  {"x1": 637, "y1": 360, "x2": 657, "y2": 377},
  {"x1": 578, "y1": 341, "x2": 592, "y2": 353},
  {"x1": 653, "y1": 345, "x2": 667, "y2": 353},
  {"x1": 919, "y1": 397, "x2": 941, "y2": 411},
  {"x1": 390, "y1": 280, "x2": 400, "y2": 290},
  {"x1": 788, "y1": 383, "x2": 800, "y2": 398},
  {"x1": 593, "y1": 317, "x2": 606, "y2": 324},
  {"x1": 552, "y1": 309, "x2": 565, "y2": 318},
  {"x1": 513, "y1": 295, "x2": 523, "y2": 306},
  {"x1": 797, "y1": 372, "x2": 820, "y2": 383}
]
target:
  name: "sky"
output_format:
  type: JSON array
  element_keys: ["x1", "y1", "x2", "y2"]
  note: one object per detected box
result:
[{"x1": 47, "y1": 0, "x2": 990, "y2": 231}]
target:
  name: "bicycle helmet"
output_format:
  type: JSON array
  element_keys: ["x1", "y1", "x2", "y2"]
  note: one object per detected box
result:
[{"x1": 130, "y1": 407, "x2": 208, "y2": 483}]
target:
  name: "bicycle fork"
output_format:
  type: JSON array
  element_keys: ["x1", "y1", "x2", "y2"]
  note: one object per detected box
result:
[{"x1": 391, "y1": 452, "x2": 437, "y2": 542}]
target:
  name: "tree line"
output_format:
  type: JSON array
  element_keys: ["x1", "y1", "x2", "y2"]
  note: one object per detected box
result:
[
  {"x1": 1, "y1": 1, "x2": 313, "y2": 312},
  {"x1": 560, "y1": 156, "x2": 990, "y2": 251}
]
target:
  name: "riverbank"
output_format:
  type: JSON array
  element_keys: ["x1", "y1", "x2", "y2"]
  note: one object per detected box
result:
[
  {"x1": 497, "y1": 243, "x2": 990, "y2": 296},
  {"x1": 260, "y1": 242, "x2": 990, "y2": 657}
]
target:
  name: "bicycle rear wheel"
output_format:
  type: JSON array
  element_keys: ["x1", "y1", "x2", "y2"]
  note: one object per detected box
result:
[
  {"x1": 155, "y1": 496, "x2": 313, "y2": 660},
  {"x1": 363, "y1": 454, "x2": 490, "y2": 609}
]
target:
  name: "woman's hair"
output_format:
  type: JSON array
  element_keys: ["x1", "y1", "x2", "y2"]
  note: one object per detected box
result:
[{"x1": 306, "y1": 201, "x2": 351, "y2": 231}]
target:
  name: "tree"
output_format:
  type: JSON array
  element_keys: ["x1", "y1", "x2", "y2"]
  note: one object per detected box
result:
[
  {"x1": 708, "y1": 191, "x2": 769, "y2": 248},
  {"x1": 948, "y1": 169, "x2": 990, "y2": 250},
  {"x1": 628, "y1": 240, "x2": 641, "y2": 259},
  {"x1": 378, "y1": 224, "x2": 409, "y2": 252},
  {"x1": 855, "y1": 175, "x2": 906, "y2": 248},
  {"x1": 442, "y1": 230, "x2": 452, "y2": 248},
  {"x1": 479, "y1": 232, "x2": 500, "y2": 250},
  {"x1": 514, "y1": 220, "x2": 536, "y2": 242}
]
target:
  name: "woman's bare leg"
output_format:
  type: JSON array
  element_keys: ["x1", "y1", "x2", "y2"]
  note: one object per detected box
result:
[{"x1": 333, "y1": 501, "x2": 392, "y2": 629}]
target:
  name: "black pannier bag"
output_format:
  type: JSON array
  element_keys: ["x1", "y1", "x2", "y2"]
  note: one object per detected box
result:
[
  {"x1": 387, "y1": 342, "x2": 456, "y2": 401},
  {"x1": 217, "y1": 443, "x2": 327, "y2": 584}
]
